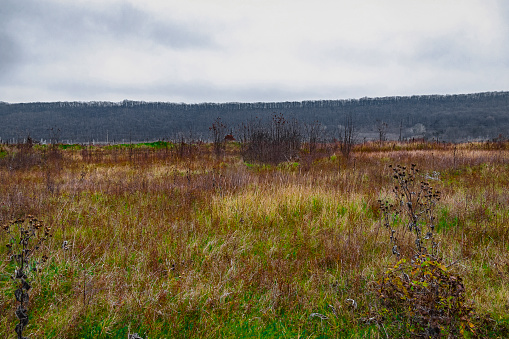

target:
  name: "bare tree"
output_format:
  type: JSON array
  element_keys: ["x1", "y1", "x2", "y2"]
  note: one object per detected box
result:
[
  {"x1": 339, "y1": 114, "x2": 356, "y2": 159},
  {"x1": 304, "y1": 120, "x2": 323, "y2": 154},
  {"x1": 376, "y1": 120, "x2": 388, "y2": 145},
  {"x1": 209, "y1": 117, "x2": 227, "y2": 157}
]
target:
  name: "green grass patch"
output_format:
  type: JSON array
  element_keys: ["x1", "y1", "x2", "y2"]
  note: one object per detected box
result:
[
  {"x1": 437, "y1": 208, "x2": 459, "y2": 232},
  {"x1": 58, "y1": 143, "x2": 86, "y2": 150}
]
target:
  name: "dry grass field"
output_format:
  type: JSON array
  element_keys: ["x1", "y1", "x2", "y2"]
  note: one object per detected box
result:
[{"x1": 1, "y1": 140, "x2": 508, "y2": 338}]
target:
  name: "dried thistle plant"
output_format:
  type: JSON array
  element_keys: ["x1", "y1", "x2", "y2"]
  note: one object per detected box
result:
[
  {"x1": 3, "y1": 215, "x2": 51, "y2": 339},
  {"x1": 378, "y1": 163, "x2": 441, "y2": 258},
  {"x1": 375, "y1": 165, "x2": 475, "y2": 338}
]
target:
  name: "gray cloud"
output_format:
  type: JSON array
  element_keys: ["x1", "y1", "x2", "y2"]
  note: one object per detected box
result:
[
  {"x1": 40, "y1": 75, "x2": 356, "y2": 104},
  {"x1": 306, "y1": 29, "x2": 489, "y2": 71},
  {"x1": 0, "y1": 0, "x2": 217, "y2": 97},
  {"x1": 72, "y1": 3, "x2": 214, "y2": 48},
  {"x1": 0, "y1": 0, "x2": 26, "y2": 75},
  {"x1": 414, "y1": 36, "x2": 469, "y2": 65},
  {"x1": 1, "y1": 0, "x2": 509, "y2": 103},
  {"x1": 2, "y1": 0, "x2": 214, "y2": 54},
  {"x1": 0, "y1": 31, "x2": 22, "y2": 75}
]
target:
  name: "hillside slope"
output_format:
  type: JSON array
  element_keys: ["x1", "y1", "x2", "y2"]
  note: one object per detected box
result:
[{"x1": 1, "y1": 91, "x2": 508, "y2": 143}]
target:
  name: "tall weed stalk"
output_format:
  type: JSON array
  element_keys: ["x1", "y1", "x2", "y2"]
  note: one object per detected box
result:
[{"x1": 3, "y1": 216, "x2": 51, "y2": 339}]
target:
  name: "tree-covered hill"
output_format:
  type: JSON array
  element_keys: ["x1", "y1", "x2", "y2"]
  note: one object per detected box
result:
[{"x1": 1, "y1": 91, "x2": 508, "y2": 143}]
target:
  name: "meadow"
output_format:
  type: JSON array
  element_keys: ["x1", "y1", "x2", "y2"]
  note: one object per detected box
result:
[{"x1": 0, "y1": 140, "x2": 508, "y2": 338}]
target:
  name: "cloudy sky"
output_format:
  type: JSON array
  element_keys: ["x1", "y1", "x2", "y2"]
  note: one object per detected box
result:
[{"x1": 2, "y1": 0, "x2": 509, "y2": 103}]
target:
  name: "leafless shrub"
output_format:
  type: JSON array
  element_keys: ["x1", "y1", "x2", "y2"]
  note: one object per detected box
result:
[
  {"x1": 209, "y1": 117, "x2": 227, "y2": 157},
  {"x1": 240, "y1": 113, "x2": 301, "y2": 164},
  {"x1": 339, "y1": 114, "x2": 356, "y2": 159}
]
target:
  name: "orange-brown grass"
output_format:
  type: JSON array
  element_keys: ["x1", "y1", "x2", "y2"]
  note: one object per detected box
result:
[{"x1": 0, "y1": 142, "x2": 508, "y2": 338}]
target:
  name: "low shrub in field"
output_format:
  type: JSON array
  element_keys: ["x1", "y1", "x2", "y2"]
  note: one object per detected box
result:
[
  {"x1": 377, "y1": 255, "x2": 475, "y2": 338},
  {"x1": 240, "y1": 114, "x2": 301, "y2": 165}
]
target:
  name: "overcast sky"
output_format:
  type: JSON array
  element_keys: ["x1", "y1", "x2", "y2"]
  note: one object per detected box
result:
[{"x1": 2, "y1": 0, "x2": 509, "y2": 103}]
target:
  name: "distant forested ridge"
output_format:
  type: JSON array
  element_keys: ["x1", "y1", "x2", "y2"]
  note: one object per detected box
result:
[{"x1": 1, "y1": 91, "x2": 508, "y2": 143}]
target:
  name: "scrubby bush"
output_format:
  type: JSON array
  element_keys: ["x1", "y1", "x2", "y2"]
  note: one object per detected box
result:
[
  {"x1": 240, "y1": 113, "x2": 301, "y2": 164},
  {"x1": 377, "y1": 255, "x2": 475, "y2": 337}
]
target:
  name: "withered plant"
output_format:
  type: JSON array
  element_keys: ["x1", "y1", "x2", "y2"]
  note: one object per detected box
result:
[
  {"x1": 375, "y1": 164, "x2": 475, "y2": 338},
  {"x1": 3, "y1": 215, "x2": 51, "y2": 339},
  {"x1": 379, "y1": 163, "x2": 441, "y2": 258},
  {"x1": 240, "y1": 113, "x2": 301, "y2": 164}
]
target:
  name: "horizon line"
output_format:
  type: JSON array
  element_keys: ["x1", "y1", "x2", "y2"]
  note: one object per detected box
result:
[{"x1": 2, "y1": 90, "x2": 508, "y2": 106}]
